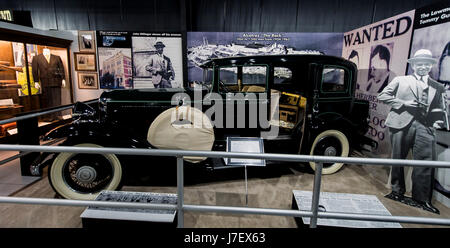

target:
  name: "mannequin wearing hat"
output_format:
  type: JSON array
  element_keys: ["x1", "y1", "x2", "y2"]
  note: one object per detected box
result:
[
  {"x1": 145, "y1": 41, "x2": 175, "y2": 88},
  {"x1": 378, "y1": 49, "x2": 447, "y2": 214}
]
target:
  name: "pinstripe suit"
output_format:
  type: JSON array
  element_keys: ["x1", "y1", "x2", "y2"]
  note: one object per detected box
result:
[{"x1": 378, "y1": 74, "x2": 446, "y2": 202}]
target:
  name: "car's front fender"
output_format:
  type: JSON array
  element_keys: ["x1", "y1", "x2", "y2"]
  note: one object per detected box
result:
[
  {"x1": 43, "y1": 121, "x2": 103, "y2": 141},
  {"x1": 44, "y1": 121, "x2": 152, "y2": 150}
]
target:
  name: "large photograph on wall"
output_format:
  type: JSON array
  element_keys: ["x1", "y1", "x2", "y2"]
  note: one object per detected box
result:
[
  {"x1": 187, "y1": 32, "x2": 343, "y2": 82},
  {"x1": 341, "y1": 10, "x2": 416, "y2": 157},
  {"x1": 132, "y1": 33, "x2": 183, "y2": 89},
  {"x1": 408, "y1": 2, "x2": 450, "y2": 118},
  {"x1": 97, "y1": 31, "x2": 133, "y2": 89}
]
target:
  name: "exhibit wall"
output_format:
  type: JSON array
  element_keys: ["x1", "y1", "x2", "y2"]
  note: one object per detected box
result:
[
  {"x1": 342, "y1": 10, "x2": 416, "y2": 158},
  {"x1": 187, "y1": 32, "x2": 343, "y2": 82},
  {"x1": 96, "y1": 31, "x2": 184, "y2": 89},
  {"x1": 408, "y1": 1, "x2": 450, "y2": 207},
  {"x1": 408, "y1": 2, "x2": 450, "y2": 106},
  {"x1": 69, "y1": 30, "x2": 104, "y2": 103}
]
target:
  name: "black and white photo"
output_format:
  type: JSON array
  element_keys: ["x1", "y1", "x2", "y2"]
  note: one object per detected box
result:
[
  {"x1": 74, "y1": 52, "x2": 96, "y2": 71},
  {"x1": 366, "y1": 43, "x2": 396, "y2": 93},
  {"x1": 78, "y1": 72, "x2": 98, "y2": 89},
  {"x1": 78, "y1": 31, "x2": 96, "y2": 53},
  {"x1": 379, "y1": 49, "x2": 447, "y2": 214},
  {"x1": 132, "y1": 34, "x2": 183, "y2": 89}
]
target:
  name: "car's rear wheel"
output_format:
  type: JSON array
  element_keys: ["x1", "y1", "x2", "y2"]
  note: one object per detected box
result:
[
  {"x1": 48, "y1": 143, "x2": 122, "y2": 200},
  {"x1": 309, "y1": 130, "x2": 349, "y2": 175}
]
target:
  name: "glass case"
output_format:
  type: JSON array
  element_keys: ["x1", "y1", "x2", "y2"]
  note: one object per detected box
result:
[{"x1": 0, "y1": 39, "x2": 72, "y2": 138}]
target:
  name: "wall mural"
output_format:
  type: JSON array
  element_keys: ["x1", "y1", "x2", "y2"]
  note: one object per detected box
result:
[
  {"x1": 342, "y1": 10, "x2": 416, "y2": 158},
  {"x1": 187, "y1": 32, "x2": 343, "y2": 82}
]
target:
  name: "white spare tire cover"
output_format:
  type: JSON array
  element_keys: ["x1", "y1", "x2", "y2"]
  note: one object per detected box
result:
[{"x1": 147, "y1": 106, "x2": 215, "y2": 163}]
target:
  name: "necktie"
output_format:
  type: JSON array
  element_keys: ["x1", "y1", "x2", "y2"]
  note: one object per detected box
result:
[{"x1": 417, "y1": 76, "x2": 428, "y2": 120}]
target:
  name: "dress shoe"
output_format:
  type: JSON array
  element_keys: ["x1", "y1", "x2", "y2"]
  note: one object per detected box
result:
[
  {"x1": 385, "y1": 191, "x2": 404, "y2": 202},
  {"x1": 385, "y1": 191, "x2": 418, "y2": 206},
  {"x1": 400, "y1": 196, "x2": 417, "y2": 207},
  {"x1": 414, "y1": 200, "x2": 440, "y2": 215}
]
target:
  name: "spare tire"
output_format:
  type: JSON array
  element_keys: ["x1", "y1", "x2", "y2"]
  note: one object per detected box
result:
[{"x1": 147, "y1": 106, "x2": 215, "y2": 163}]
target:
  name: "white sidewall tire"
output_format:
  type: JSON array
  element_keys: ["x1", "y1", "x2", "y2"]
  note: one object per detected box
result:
[
  {"x1": 309, "y1": 130, "x2": 349, "y2": 175},
  {"x1": 49, "y1": 143, "x2": 122, "y2": 200}
]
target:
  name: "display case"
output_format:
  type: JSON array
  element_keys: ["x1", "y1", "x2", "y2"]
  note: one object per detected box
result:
[{"x1": 0, "y1": 27, "x2": 73, "y2": 139}]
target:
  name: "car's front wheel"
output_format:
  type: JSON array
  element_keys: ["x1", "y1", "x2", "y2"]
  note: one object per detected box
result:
[
  {"x1": 309, "y1": 130, "x2": 349, "y2": 175},
  {"x1": 48, "y1": 143, "x2": 123, "y2": 200}
]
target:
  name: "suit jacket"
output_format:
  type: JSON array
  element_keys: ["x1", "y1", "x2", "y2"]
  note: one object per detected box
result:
[
  {"x1": 145, "y1": 53, "x2": 175, "y2": 83},
  {"x1": 31, "y1": 54, "x2": 65, "y2": 87},
  {"x1": 378, "y1": 75, "x2": 445, "y2": 129}
]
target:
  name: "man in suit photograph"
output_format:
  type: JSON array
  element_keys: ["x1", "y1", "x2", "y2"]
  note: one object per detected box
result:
[
  {"x1": 145, "y1": 41, "x2": 175, "y2": 88},
  {"x1": 378, "y1": 49, "x2": 447, "y2": 214}
]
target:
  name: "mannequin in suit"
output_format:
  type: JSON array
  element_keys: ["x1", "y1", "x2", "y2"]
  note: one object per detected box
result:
[
  {"x1": 378, "y1": 49, "x2": 447, "y2": 214},
  {"x1": 32, "y1": 48, "x2": 66, "y2": 121}
]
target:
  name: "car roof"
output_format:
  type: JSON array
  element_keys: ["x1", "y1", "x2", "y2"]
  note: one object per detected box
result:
[{"x1": 200, "y1": 54, "x2": 352, "y2": 68}]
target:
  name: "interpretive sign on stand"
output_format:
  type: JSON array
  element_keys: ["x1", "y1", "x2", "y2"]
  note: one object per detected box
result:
[{"x1": 225, "y1": 137, "x2": 265, "y2": 167}]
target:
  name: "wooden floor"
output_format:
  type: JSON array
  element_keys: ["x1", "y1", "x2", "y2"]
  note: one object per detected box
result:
[
  {"x1": 0, "y1": 151, "x2": 40, "y2": 196},
  {"x1": 0, "y1": 160, "x2": 449, "y2": 228}
]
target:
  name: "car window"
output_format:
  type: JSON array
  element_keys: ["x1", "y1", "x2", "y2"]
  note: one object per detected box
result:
[
  {"x1": 218, "y1": 65, "x2": 267, "y2": 93},
  {"x1": 242, "y1": 66, "x2": 267, "y2": 92},
  {"x1": 321, "y1": 67, "x2": 346, "y2": 93},
  {"x1": 274, "y1": 67, "x2": 293, "y2": 84},
  {"x1": 219, "y1": 67, "x2": 239, "y2": 92}
]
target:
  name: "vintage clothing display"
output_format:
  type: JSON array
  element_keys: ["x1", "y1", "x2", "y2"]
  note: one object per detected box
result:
[{"x1": 31, "y1": 53, "x2": 65, "y2": 121}]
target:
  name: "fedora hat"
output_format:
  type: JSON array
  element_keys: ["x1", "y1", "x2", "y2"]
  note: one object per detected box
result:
[
  {"x1": 407, "y1": 49, "x2": 437, "y2": 64},
  {"x1": 154, "y1": 41, "x2": 165, "y2": 48}
]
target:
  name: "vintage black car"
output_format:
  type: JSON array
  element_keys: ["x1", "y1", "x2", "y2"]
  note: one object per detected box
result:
[{"x1": 37, "y1": 54, "x2": 376, "y2": 200}]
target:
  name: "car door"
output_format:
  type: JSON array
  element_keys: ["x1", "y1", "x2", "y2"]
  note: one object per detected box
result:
[
  {"x1": 214, "y1": 64, "x2": 269, "y2": 138},
  {"x1": 314, "y1": 64, "x2": 354, "y2": 123}
]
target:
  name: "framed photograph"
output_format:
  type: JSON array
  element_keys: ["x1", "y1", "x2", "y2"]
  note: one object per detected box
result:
[
  {"x1": 78, "y1": 72, "x2": 98, "y2": 89},
  {"x1": 74, "y1": 52, "x2": 97, "y2": 71},
  {"x1": 78, "y1": 30, "x2": 96, "y2": 52}
]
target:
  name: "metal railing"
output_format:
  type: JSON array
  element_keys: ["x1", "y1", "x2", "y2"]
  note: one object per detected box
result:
[
  {"x1": 0, "y1": 99, "x2": 97, "y2": 126},
  {"x1": 0, "y1": 100, "x2": 449, "y2": 228},
  {"x1": 0, "y1": 144, "x2": 449, "y2": 228},
  {"x1": 0, "y1": 99, "x2": 97, "y2": 167}
]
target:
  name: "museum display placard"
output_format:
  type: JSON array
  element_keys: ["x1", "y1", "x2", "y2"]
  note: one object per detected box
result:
[
  {"x1": 80, "y1": 191, "x2": 177, "y2": 223},
  {"x1": 226, "y1": 137, "x2": 265, "y2": 166},
  {"x1": 292, "y1": 190, "x2": 402, "y2": 228}
]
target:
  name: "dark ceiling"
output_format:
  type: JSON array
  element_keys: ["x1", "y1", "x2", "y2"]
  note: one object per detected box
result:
[{"x1": 0, "y1": 0, "x2": 446, "y2": 32}]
